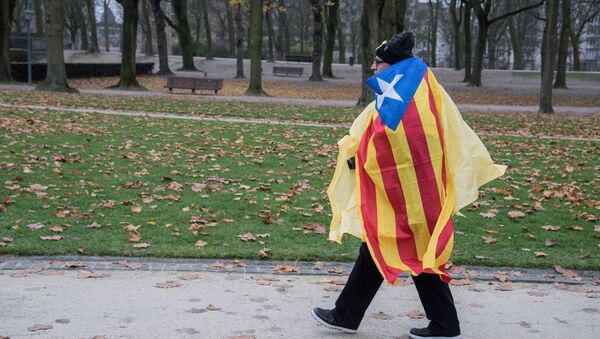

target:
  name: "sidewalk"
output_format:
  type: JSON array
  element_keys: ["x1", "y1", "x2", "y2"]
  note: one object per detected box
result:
[{"x1": 1, "y1": 256, "x2": 599, "y2": 338}]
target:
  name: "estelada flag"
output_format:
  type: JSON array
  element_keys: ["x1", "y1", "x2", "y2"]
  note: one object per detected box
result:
[{"x1": 327, "y1": 57, "x2": 506, "y2": 284}]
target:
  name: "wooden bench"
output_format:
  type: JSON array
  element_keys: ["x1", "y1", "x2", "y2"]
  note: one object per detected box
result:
[
  {"x1": 284, "y1": 54, "x2": 312, "y2": 63},
  {"x1": 273, "y1": 66, "x2": 303, "y2": 77},
  {"x1": 165, "y1": 76, "x2": 224, "y2": 95}
]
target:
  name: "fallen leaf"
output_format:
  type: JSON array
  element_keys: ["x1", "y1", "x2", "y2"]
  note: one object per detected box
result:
[
  {"x1": 77, "y1": 270, "x2": 107, "y2": 279},
  {"x1": 534, "y1": 252, "x2": 548, "y2": 257},
  {"x1": 508, "y1": 211, "x2": 526, "y2": 219},
  {"x1": 26, "y1": 222, "x2": 45, "y2": 230},
  {"x1": 450, "y1": 279, "x2": 473, "y2": 286},
  {"x1": 541, "y1": 225, "x2": 560, "y2": 231},
  {"x1": 303, "y1": 222, "x2": 327, "y2": 234},
  {"x1": 272, "y1": 264, "x2": 298, "y2": 273},
  {"x1": 496, "y1": 282, "x2": 515, "y2": 291},
  {"x1": 101, "y1": 200, "x2": 115, "y2": 208},
  {"x1": 40, "y1": 235, "x2": 63, "y2": 241},
  {"x1": 132, "y1": 243, "x2": 150, "y2": 249},
  {"x1": 87, "y1": 222, "x2": 101, "y2": 229},
  {"x1": 237, "y1": 233, "x2": 257, "y2": 242},
  {"x1": 28, "y1": 324, "x2": 53, "y2": 332},
  {"x1": 154, "y1": 280, "x2": 182, "y2": 288},
  {"x1": 131, "y1": 205, "x2": 142, "y2": 213},
  {"x1": 195, "y1": 240, "x2": 208, "y2": 248},
  {"x1": 482, "y1": 236, "x2": 497, "y2": 244},
  {"x1": 479, "y1": 211, "x2": 497, "y2": 218},
  {"x1": 207, "y1": 304, "x2": 221, "y2": 311},
  {"x1": 371, "y1": 311, "x2": 393, "y2": 320},
  {"x1": 178, "y1": 273, "x2": 201, "y2": 281},
  {"x1": 404, "y1": 310, "x2": 425, "y2": 319},
  {"x1": 494, "y1": 274, "x2": 508, "y2": 282},
  {"x1": 48, "y1": 226, "x2": 63, "y2": 232},
  {"x1": 257, "y1": 247, "x2": 270, "y2": 258},
  {"x1": 328, "y1": 267, "x2": 345, "y2": 274},
  {"x1": 554, "y1": 265, "x2": 581, "y2": 281},
  {"x1": 116, "y1": 261, "x2": 142, "y2": 270},
  {"x1": 544, "y1": 239, "x2": 557, "y2": 247}
]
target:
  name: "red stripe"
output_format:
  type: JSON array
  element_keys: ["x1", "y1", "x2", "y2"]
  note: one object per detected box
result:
[
  {"x1": 424, "y1": 71, "x2": 447, "y2": 190},
  {"x1": 357, "y1": 120, "x2": 402, "y2": 282},
  {"x1": 402, "y1": 97, "x2": 442, "y2": 235},
  {"x1": 371, "y1": 115, "x2": 422, "y2": 274},
  {"x1": 435, "y1": 219, "x2": 454, "y2": 257}
]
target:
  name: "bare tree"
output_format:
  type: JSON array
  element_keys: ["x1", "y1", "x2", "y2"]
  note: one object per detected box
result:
[
  {"x1": 428, "y1": 0, "x2": 441, "y2": 67},
  {"x1": 110, "y1": 0, "x2": 145, "y2": 89},
  {"x1": 33, "y1": 0, "x2": 43, "y2": 34},
  {"x1": 200, "y1": 0, "x2": 213, "y2": 59},
  {"x1": 36, "y1": 0, "x2": 77, "y2": 92},
  {"x1": 74, "y1": 0, "x2": 89, "y2": 50},
  {"x1": 140, "y1": 0, "x2": 154, "y2": 56},
  {"x1": 233, "y1": 0, "x2": 245, "y2": 78},
  {"x1": 322, "y1": 0, "x2": 338, "y2": 77},
  {"x1": 357, "y1": 0, "x2": 374, "y2": 106},
  {"x1": 553, "y1": 0, "x2": 570, "y2": 88},
  {"x1": 0, "y1": 0, "x2": 16, "y2": 83},
  {"x1": 246, "y1": 0, "x2": 266, "y2": 95},
  {"x1": 87, "y1": 0, "x2": 100, "y2": 53},
  {"x1": 569, "y1": 0, "x2": 600, "y2": 71},
  {"x1": 150, "y1": 0, "x2": 172, "y2": 75},
  {"x1": 468, "y1": 0, "x2": 544, "y2": 86},
  {"x1": 265, "y1": 0, "x2": 275, "y2": 61},
  {"x1": 278, "y1": 0, "x2": 290, "y2": 57},
  {"x1": 462, "y1": 0, "x2": 473, "y2": 81},
  {"x1": 449, "y1": 0, "x2": 463, "y2": 70},
  {"x1": 226, "y1": 0, "x2": 235, "y2": 57},
  {"x1": 337, "y1": 7, "x2": 346, "y2": 64},
  {"x1": 539, "y1": 0, "x2": 559, "y2": 113},
  {"x1": 309, "y1": 0, "x2": 323, "y2": 81},
  {"x1": 103, "y1": 0, "x2": 110, "y2": 51}
]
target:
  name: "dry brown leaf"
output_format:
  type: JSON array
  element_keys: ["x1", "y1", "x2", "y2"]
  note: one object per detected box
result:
[
  {"x1": 116, "y1": 261, "x2": 142, "y2": 270},
  {"x1": 404, "y1": 310, "x2": 425, "y2": 319},
  {"x1": 131, "y1": 205, "x2": 142, "y2": 213},
  {"x1": 178, "y1": 273, "x2": 201, "y2": 281},
  {"x1": 371, "y1": 311, "x2": 393, "y2": 320},
  {"x1": 26, "y1": 222, "x2": 45, "y2": 230},
  {"x1": 508, "y1": 211, "x2": 526, "y2": 219},
  {"x1": 257, "y1": 247, "x2": 271, "y2": 258},
  {"x1": 541, "y1": 225, "x2": 561, "y2": 231},
  {"x1": 256, "y1": 279, "x2": 273, "y2": 286},
  {"x1": 154, "y1": 280, "x2": 182, "y2": 288},
  {"x1": 28, "y1": 323, "x2": 53, "y2": 332},
  {"x1": 554, "y1": 265, "x2": 581, "y2": 281},
  {"x1": 479, "y1": 211, "x2": 497, "y2": 218},
  {"x1": 40, "y1": 235, "x2": 63, "y2": 241},
  {"x1": 207, "y1": 304, "x2": 221, "y2": 311},
  {"x1": 328, "y1": 267, "x2": 345, "y2": 274},
  {"x1": 132, "y1": 243, "x2": 150, "y2": 249},
  {"x1": 272, "y1": 264, "x2": 298, "y2": 273},
  {"x1": 77, "y1": 270, "x2": 107, "y2": 279},
  {"x1": 450, "y1": 279, "x2": 473, "y2": 286},
  {"x1": 303, "y1": 222, "x2": 327, "y2": 234},
  {"x1": 482, "y1": 236, "x2": 497, "y2": 244},
  {"x1": 544, "y1": 239, "x2": 557, "y2": 247},
  {"x1": 496, "y1": 282, "x2": 515, "y2": 291},
  {"x1": 494, "y1": 274, "x2": 508, "y2": 282},
  {"x1": 237, "y1": 233, "x2": 257, "y2": 241},
  {"x1": 534, "y1": 251, "x2": 548, "y2": 257},
  {"x1": 101, "y1": 200, "x2": 115, "y2": 208},
  {"x1": 48, "y1": 226, "x2": 63, "y2": 232},
  {"x1": 87, "y1": 222, "x2": 101, "y2": 229},
  {"x1": 195, "y1": 240, "x2": 208, "y2": 248}
]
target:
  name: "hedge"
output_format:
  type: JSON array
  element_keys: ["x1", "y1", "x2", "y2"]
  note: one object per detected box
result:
[{"x1": 10, "y1": 62, "x2": 155, "y2": 82}]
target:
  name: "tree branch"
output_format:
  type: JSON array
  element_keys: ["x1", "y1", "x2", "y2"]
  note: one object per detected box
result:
[
  {"x1": 160, "y1": 6, "x2": 178, "y2": 30},
  {"x1": 490, "y1": 0, "x2": 545, "y2": 24}
]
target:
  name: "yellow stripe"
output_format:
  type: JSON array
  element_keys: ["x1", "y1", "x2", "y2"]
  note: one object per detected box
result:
[
  {"x1": 413, "y1": 80, "x2": 446, "y2": 202},
  {"x1": 364, "y1": 135, "x2": 413, "y2": 273},
  {"x1": 384, "y1": 122, "x2": 430, "y2": 259}
]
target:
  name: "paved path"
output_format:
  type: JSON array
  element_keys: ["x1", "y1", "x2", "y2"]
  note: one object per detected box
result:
[
  {"x1": 1, "y1": 256, "x2": 599, "y2": 339},
  {"x1": 1, "y1": 84, "x2": 599, "y2": 115}
]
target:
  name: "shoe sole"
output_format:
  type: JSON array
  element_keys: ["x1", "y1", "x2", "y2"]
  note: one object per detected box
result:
[
  {"x1": 311, "y1": 309, "x2": 357, "y2": 334},
  {"x1": 409, "y1": 334, "x2": 461, "y2": 339}
]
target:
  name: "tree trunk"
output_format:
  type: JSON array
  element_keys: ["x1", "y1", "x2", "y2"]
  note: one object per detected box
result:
[
  {"x1": 245, "y1": 0, "x2": 265, "y2": 95},
  {"x1": 309, "y1": 0, "x2": 323, "y2": 81},
  {"x1": 277, "y1": 0, "x2": 290, "y2": 58},
  {"x1": 337, "y1": 6, "x2": 345, "y2": 64},
  {"x1": 398, "y1": 0, "x2": 408, "y2": 32},
  {"x1": 141, "y1": 0, "x2": 154, "y2": 56},
  {"x1": 0, "y1": 0, "x2": 16, "y2": 83},
  {"x1": 200, "y1": 0, "x2": 213, "y2": 60},
  {"x1": 265, "y1": 0, "x2": 274, "y2": 62},
  {"x1": 103, "y1": 0, "x2": 110, "y2": 51},
  {"x1": 150, "y1": 0, "x2": 172, "y2": 75},
  {"x1": 570, "y1": 30, "x2": 580, "y2": 71},
  {"x1": 36, "y1": 0, "x2": 77, "y2": 92},
  {"x1": 170, "y1": 0, "x2": 198, "y2": 69},
  {"x1": 110, "y1": 0, "x2": 144, "y2": 89},
  {"x1": 470, "y1": 15, "x2": 486, "y2": 86},
  {"x1": 554, "y1": 0, "x2": 570, "y2": 88},
  {"x1": 428, "y1": 0, "x2": 440, "y2": 67},
  {"x1": 74, "y1": 0, "x2": 89, "y2": 50},
  {"x1": 357, "y1": 0, "x2": 374, "y2": 107},
  {"x1": 539, "y1": 0, "x2": 559, "y2": 113},
  {"x1": 234, "y1": 2, "x2": 245, "y2": 78},
  {"x1": 33, "y1": 0, "x2": 43, "y2": 34},
  {"x1": 322, "y1": 0, "x2": 338, "y2": 77},
  {"x1": 539, "y1": 0, "x2": 560, "y2": 109},
  {"x1": 449, "y1": 0, "x2": 462, "y2": 70},
  {"x1": 226, "y1": 0, "x2": 235, "y2": 58},
  {"x1": 462, "y1": 0, "x2": 472, "y2": 82},
  {"x1": 86, "y1": 0, "x2": 100, "y2": 53}
]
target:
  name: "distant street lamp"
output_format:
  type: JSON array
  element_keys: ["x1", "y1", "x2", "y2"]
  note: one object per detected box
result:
[{"x1": 23, "y1": 6, "x2": 34, "y2": 85}]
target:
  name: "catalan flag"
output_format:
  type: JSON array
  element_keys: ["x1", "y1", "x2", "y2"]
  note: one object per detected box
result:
[{"x1": 328, "y1": 58, "x2": 506, "y2": 284}]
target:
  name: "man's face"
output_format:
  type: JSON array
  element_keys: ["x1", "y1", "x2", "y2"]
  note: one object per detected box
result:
[{"x1": 371, "y1": 57, "x2": 390, "y2": 74}]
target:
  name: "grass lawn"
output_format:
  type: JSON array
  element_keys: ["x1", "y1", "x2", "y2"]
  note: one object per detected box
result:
[
  {"x1": 0, "y1": 107, "x2": 598, "y2": 270},
  {"x1": 1, "y1": 90, "x2": 599, "y2": 139},
  {"x1": 511, "y1": 70, "x2": 600, "y2": 81}
]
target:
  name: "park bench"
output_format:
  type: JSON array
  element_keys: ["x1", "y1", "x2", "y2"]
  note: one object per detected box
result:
[
  {"x1": 284, "y1": 54, "x2": 312, "y2": 63},
  {"x1": 165, "y1": 76, "x2": 224, "y2": 95},
  {"x1": 272, "y1": 66, "x2": 304, "y2": 77}
]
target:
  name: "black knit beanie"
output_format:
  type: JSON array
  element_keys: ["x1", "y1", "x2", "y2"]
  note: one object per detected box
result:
[{"x1": 375, "y1": 31, "x2": 415, "y2": 65}]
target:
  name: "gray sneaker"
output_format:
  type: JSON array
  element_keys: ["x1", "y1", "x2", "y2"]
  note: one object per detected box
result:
[{"x1": 311, "y1": 307, "x2": 358, "y2": 334}]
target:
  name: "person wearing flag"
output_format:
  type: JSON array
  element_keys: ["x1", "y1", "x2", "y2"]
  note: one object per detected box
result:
[{"x1": 311, "y1": 31, "x2": 506, "y2": 339}]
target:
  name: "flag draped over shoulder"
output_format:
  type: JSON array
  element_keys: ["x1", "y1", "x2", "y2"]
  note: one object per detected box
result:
[{"x1": 327, "y1": 58, "x2": 506, "y2": 285}]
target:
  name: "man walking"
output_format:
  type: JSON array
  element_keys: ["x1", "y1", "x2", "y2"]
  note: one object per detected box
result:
[{"x1": 312, "y1": 32, "x2": 505, "y2": 339}]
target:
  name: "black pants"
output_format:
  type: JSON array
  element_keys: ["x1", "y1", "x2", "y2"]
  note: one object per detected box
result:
[{"x1": 333, "y1": 243, "x2": 460, "y2": 334}]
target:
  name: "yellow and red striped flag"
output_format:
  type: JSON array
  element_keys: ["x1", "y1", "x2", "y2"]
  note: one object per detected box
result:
[{"x1": 328, "y1": 58, "x2": 506, "y2": 284}]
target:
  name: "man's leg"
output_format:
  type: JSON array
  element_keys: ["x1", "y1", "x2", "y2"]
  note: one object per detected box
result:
[
  {"x1": 333, "y1": 242, "x2": 384, "y2": 328},
  {"x1": 412, "y1": 273, "x2": 460, "y2": 335}
]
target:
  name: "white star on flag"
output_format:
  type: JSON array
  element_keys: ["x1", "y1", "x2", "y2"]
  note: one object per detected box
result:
[{"x1": 376, "y1": 74, "x2": 404, "y2": 109}]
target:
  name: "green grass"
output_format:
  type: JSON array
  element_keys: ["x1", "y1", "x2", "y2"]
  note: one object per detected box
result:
[
  {"x1": 0, "y1": 108, "x2": 598, "y2": 270},
  {"x1": 1, "y1": 90, "x2": 599, "y2": 139}
]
